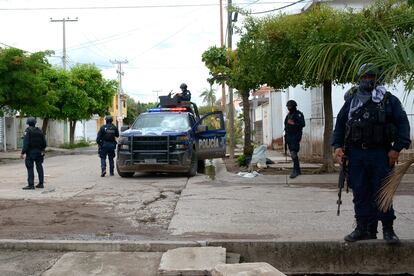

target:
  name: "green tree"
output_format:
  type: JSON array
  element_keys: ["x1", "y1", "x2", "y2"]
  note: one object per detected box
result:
[
  {"x1": 66, "y1": 64, "x2": 116, "y2": 144},
  {"x1": 0, "y1": 47, "x2": 53, "y2": 116}
]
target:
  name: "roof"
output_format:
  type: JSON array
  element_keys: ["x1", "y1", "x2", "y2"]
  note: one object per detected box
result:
[{"x1": 252, "y1": 86, "x2": 274, "y2": 97}]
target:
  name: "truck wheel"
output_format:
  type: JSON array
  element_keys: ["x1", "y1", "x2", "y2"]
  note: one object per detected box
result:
[
  {"x1": 197, "y1": 160, "x2": 205, "y2": 173},
  {"x1": 187, "y1": 151, "x2": 198, "y2": 177},
  {"x1": 117, "y1": 164, "x2": 134, "y2": 178}
]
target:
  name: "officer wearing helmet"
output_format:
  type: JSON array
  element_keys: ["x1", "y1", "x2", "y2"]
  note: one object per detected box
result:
[
  {"x1": 332, "y1": 63, "x2": 411, "y2": 243},
  {"x1": 96, "y1": 115, "x2": 119, "y2": 177},
  {"x1": 20, "y1": 117, "x2": 47, "y2": 190},
  {"x1": 284, "y1": 100, "x2": 305, "y2": 178},
  {"x1": 174, "y1": 83, "x2": 191, "y2": 102}
]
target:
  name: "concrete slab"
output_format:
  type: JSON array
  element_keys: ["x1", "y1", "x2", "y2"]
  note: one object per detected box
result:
[
  {"x1": 0, "y1": 250, "x2": 63, "y2": 276},
  {"x1": 169, "y1": 168, "x2": 414, "y2": 241},
  {"x1": 212, "y1": 262, "x2": 285, "y2": 276},
  {"x1": 42, "y1": 252, "x2": 162, "y2": 276},
  {"x1": 158, "y1": 247, "x2": 226, "y2": 276}
]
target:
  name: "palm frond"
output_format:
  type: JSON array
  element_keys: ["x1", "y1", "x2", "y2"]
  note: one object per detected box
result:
[{"x1": 377, "y1": 157, "x2": 414, "y2": 212}]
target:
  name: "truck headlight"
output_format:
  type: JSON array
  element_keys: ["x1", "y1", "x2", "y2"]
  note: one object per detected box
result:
[{"x1": 119, "y1": 144, "x2": 129, "y2": 150}]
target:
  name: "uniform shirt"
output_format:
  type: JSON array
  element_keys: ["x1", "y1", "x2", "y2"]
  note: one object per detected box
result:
[
  {"x1": 180, "y1": 89, "x2": 191, "y2": 101},
  {"x1": 332, "y1": 93, "x2": 411, "y2": 152},
  {"x1": 284, "y1": 110, "x2": 305, "y2": 135},
  {"x1": 21, "y1": 126, "x2": 47, "y2": 154}
]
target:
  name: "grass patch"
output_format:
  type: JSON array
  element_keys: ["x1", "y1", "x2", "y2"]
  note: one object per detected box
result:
[{"x1": 60, "y1": 139, "x2": 91, "y2": 149}]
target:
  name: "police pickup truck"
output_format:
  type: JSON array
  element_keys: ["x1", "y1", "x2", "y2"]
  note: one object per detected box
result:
[{"x1": 116, "y1": 96, "x2": 226, "y2": 177}]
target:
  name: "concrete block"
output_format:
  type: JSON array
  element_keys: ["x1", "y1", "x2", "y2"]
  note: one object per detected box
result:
[
  {"x1": 42, "y1": 252, "x2": 162, "y2": 276},
  {"x1": 158, "y1": 247, "x2": 226, "y2": 276},
  {"x1": 212, "y1": 262, "x2": 286, "y2": 276}
]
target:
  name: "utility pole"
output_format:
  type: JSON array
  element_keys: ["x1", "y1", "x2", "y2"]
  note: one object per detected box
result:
[
  {"x1": 50, "y1": 17, "x2": 78, "y2": 70},
  {"x1": 110, "y1": 60, "x2": 128, "y2": 130},
  {"x1": 227, "y1": 0, "x2": 235, "y2": 159},
  {"x1": 219, "y1": 0, "x2": 226, "y2": 111},
  {"x1": 153, "y1": 90, "x2": 162, "y2": 103}
]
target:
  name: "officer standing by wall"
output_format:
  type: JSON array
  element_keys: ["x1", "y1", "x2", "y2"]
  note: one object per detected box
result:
[
  {"x1": 20, "y1": 117, "x2": 47, "y2": 190},
  {"x1": 96, "y1": 115, "x2": 119, "y2": 177},
  {"x1": 332, "y1": 63, "x2": 411, "y2": 243},
  {"x1": 284, "y1": 100, "x2": 305, "y2": 179}
]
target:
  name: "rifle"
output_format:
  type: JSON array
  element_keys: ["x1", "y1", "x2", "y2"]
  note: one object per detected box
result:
[{"x1": 337, "y1": 155, "x2": 348, "y2": 216}]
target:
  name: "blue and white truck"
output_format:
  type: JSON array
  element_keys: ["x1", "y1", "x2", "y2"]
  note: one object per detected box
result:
[{"x1": 116, "y1": 97, "x2": 226, "y2": 177}]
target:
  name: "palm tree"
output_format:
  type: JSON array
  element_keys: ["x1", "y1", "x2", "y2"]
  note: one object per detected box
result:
[
  {"x1": 200, "y1": 86, "x2": 217, "y2": 112},
  {"x1": 298, "y1": 30, "x2": 414, "y2": 92}
]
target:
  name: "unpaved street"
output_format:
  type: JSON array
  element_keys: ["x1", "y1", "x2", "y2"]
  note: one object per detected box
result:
[{"x1": 0, "y1": 153, "x2": 188, "y2": 240}]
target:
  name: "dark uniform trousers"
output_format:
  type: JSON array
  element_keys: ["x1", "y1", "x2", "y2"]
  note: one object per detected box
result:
[
  {"x1": 348, "y1": 146, "x2": 396, "y2": 224},
  {"x1": 100, "y1": 142, "x2": 116, "y2": 173},
  {"x1": 25, "y1": 150, "x2": 44, "y2": 186}
]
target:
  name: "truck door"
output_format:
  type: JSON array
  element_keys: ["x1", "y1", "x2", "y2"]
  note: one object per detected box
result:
[{"x1": 194, "y1": 111, "x2": 226, "y2": 160}]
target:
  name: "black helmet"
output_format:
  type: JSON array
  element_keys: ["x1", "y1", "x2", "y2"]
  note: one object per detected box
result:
[
  {"x1": 105, "y1": 115, "x2": 113, "y2": 123},
  {"x1": 26, "y1": 117, "x2": 36, "y2": 126},
  {"x1": 180, "y1": 83, "x2": 187, "y2": 90},
  {"x1": 357, "y1": 63, "x2": 383, "y2": 79},
  {"x1": 286, "y1": 100, "x2": 297, "y2": 108}
]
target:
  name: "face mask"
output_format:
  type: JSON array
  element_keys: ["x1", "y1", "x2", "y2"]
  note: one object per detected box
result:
[{"x1": 359, "y1": 79, "x2": 375, "y2": 92}]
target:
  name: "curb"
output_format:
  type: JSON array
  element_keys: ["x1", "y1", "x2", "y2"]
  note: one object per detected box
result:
[{"x1": 0, "y1": 239, "x2": 413, "y2": 274}]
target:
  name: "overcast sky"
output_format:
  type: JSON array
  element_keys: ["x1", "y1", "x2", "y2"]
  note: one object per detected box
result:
[{"x1": 0, "y1": 0, "x2": 308, "y2": 105}]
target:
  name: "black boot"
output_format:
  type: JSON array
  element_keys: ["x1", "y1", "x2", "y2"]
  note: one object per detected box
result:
[
  {"x1": 22, "y1": 185, "x2": 35, "y2": 190},
  {"x1": 35, "y1": 183, "x2": 44, "y2": 188},
  {"x1": 289, "y1": 169, "x2": 299, "y2": 179},
  {"x1": 101, "y1": 170, "x2": 106, "y2": 177},
  {"x1": 383, "y1": 221, "x2": 400, "y2": 243},
  {"x1": 367, "y1": 221, "x2": 378, "y2": 240},
  {"x1": 344, "y1": 220, "x2": 369, "y2": 242}
]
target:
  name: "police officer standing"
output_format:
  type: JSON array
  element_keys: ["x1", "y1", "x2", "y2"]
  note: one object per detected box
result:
[
  {"x1": 20, "y1": 117, "x2": 47, "y2": 190},
  {"x1": 175, "y1": 83, "x2": 191, "y2": 102},
  {"x1": 332, "y1": 63, "x2": 411, "y2": 243},
  {"x1": 96, "y1": 115, "x2": 119, "y2": 177},
  {"x1": 284, "y1": 100, "x2": 305, "y2": 179}
]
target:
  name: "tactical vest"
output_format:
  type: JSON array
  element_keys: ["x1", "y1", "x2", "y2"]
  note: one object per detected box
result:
[
  {"x1": 346, "y1": 94, "x2": 397, "y2": 147},
  {"x1": 285, "y1": 113, "x2": 302, "y2": 134},
  {"x1": 103, "y1": 125, "x2": 117, "y2": 142},
  {"x1": 28, "y1": 127, "x2": 45, "y2": 149}
]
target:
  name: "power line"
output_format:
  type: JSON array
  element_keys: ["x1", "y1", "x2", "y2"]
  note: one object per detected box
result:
[
  {"x1": 250, "y1": 0, "x2": 309, "y2": 14},
  {"x1": 0, "y1": 2, "x2": 309, "y2": 11}
]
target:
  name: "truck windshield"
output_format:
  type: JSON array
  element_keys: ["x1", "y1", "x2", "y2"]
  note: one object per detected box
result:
[{"x1": 132, "y1": 113, "x2": 190, "y2": 131}]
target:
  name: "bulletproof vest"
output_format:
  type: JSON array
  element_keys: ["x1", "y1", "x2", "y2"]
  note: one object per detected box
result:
[
  {"x1": 103, "y1": 124, "x2": 117, "y2": 142},
  {"x1": 285, "y1": 112, "x2": 301, "y2": 133},
  {"x1": 346, "y1": 95, "x2": 396, "y2": 147},
  {"x1": 28, "y1": 127, "x2": 45, "y2": 149}
]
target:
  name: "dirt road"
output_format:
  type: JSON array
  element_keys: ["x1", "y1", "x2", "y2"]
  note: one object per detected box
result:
[{"x1": 0, "y1": 154, "x2": 188, "y2": 240}]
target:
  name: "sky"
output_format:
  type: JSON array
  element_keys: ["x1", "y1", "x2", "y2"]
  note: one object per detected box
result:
[{"x1": 0, "y1": 0, "x2": 309, "y2": 105}]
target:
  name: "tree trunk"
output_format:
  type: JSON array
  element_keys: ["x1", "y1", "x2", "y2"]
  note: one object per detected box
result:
[
  {"x1": 320, "y1": 80, "x2": 335, "y2": 172},
  {"x1": 41, "y1": 118, "x2": 49, "y2": 136},
  {"x1": 69, "y1": 120, "x2": 77, "y2": 145},
  {"x1": 241, "y1": 90, "x2": 253, "y2": 157}
]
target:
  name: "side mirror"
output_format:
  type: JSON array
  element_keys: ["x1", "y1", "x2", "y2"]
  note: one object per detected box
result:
[
  {"x1": 121, "y1": 126, "x2": 129, "y2": 132},
  {"x1": 197, "y1": 125, "x2": 207, "y2": 133}
]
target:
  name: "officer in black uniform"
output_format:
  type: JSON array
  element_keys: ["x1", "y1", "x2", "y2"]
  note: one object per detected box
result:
[
  {"x1": 96, "y1": 115, "x2": 119, "y2": 177},
  {"x1": 284, "y1": 100, "x2": 306, "y2": 179},
  {"x1": 332, "y1": 63, "x2": 411, "y2": 243},
  {"x1": 20, "y1": 117, "x2": 47, "y2": 190},
  {"x1": 175, "y1": 83, "x2": 191, "y2": 102}
]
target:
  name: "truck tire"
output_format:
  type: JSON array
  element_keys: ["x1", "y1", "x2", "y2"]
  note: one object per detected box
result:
[
  {"x1": 197, "y1": 160, "x2": 205, "y2": 173},
  {"x1": 116, "y1": 164, "x2": 134, "y2": 178},
  {"x1": 187, "y1": 151, "x2": 198, "y2": 177}
]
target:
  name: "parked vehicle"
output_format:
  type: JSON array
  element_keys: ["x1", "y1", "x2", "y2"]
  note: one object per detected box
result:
[{"x1": 116, "y1": 96, "x2": 226, "y2": 177}]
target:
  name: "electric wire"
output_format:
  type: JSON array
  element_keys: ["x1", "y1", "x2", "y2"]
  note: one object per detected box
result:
[{"x1": 250, "y1": 0, "x2": 309, "y2": 14}]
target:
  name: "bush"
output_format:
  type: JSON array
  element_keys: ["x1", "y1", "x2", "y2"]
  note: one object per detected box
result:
[
  {"x1": 60, "y1": 139, "x2": 91, "y2": 149},
  {"x1": 237, "y1": 154, "x2": 248, "y2": 167}
]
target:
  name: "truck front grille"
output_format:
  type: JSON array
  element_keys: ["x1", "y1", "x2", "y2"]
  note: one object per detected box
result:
[{"x1": 132, "y1": 136, "x2": 169, "y2": 151}]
